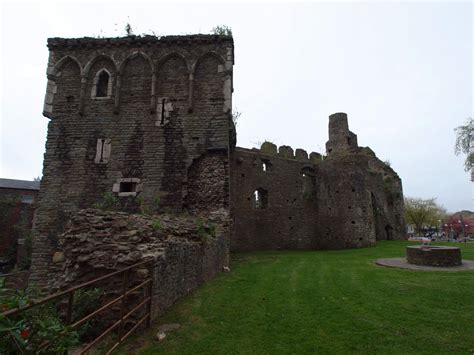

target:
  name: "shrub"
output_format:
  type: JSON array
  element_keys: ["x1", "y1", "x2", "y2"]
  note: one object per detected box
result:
[
  {"x1": 211, "y1": 25, "x2": 232, "y2": 36},
  {"x1": 152, "y1": 220, "x2": 162, "y2": 231},
  {"x1": 93, "y1": 192, "x2": 119, "y2": 211},
  {"x1": 196, "y1": 219, "x2": 216, "y2": 240},
  {"x1": 0, "y1": 279, "x2": 79, "y2": 353}
]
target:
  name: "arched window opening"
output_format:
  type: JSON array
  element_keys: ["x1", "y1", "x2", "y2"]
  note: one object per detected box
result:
[
  {"x1": 96, "y1": 70, "x2": 110, "y2": 97},
  {"x1": 253, "y1": 188, "x2": 268, "y2": 209}
]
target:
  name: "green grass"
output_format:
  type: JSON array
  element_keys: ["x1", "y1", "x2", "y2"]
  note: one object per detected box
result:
[{"x1": 119, "y1": 241, "x2": 474, "y2": 354}]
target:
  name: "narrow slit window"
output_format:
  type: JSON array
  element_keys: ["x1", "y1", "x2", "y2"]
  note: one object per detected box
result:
[
  {"x1": 96, "y1": 70, "x2": 110, "y2": 97},
  {"x1": 94, "y1": 138, "x2": 111, "y2": 164},
  {"x1": 301, "y1": 167, "x2": 315, "y2": 200},
  {"x1": 253, "y1": 188, "x2": 268, "y2": 209},
  {"x1": 160, "y1": 98, "x2": 166, "y2": 125}
]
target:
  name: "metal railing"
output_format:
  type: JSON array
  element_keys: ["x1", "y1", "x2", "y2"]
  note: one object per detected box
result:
[{"x1": 1, "y1": 258, "x2": 154, "y2": 354}]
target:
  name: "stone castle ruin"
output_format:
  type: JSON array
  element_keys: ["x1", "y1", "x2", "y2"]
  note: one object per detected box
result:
[{"x1": 30, "y1": 35, "x2": 405, "y2": 308}]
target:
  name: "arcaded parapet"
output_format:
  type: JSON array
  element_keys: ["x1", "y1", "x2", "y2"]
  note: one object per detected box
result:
[{"x1": 31, "y1": 35, "x2": 234, "y2": 287}]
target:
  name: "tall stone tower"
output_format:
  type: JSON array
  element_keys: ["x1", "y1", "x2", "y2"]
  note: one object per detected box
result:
[{"x1": 31, "y1": 35, "x2": 234, "y2": 286}]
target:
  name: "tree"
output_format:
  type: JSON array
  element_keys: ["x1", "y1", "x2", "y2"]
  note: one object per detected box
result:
[
  {"x1": 444, "y1": 211, "x2": 474, "y2": 237},
  {"x1": 454, "y1": 117, "x2": 473, "y2": 176},
  {"x1": 404, "y1": 197, "x2": 447, "y2": 236},
  {"x1": 232, "y1": 110, "x2": 241, "y2": 127}
]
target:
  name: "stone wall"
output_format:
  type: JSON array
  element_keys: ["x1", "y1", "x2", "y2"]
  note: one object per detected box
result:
[
  {"x1": 230, "y1": 147, "x2": 319, "y2": 251},
  {"x1": 48, "y1": 209, "x2": 229, "y2": 319},
  {"x1": 31, "y1": 35, "x2": 234, "y2": 286},
  {"x1": 230, "y1": 115, "x2": 406, "y2": 251}
]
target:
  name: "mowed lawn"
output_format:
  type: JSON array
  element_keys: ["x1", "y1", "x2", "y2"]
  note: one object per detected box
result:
[{"x1": 119, "y1": 241, "x2": 474, "y2": 354}]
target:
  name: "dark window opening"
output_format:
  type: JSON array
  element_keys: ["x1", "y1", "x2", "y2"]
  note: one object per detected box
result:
[
  {"x1": 160, "y1": 98, "x2": 166, "y2": 125},
  {"x1": 328, "y1": 148, "x2": 332, "y2": 153},
  {"x1": 253, "y1": 188, "x2": 268, "y2": 209},
  {"x1": 351, "y1": 187, "x2": 355, "y2": 192},
  {"x1": 351, "y1": 220, "x2": 356, "y2": 224},
  {"x1": 301, "y1": 167, "x2": 315, "y2": 199},
  {"x1": 120, "y1": 181, "x2": 137, "y2": 193},
  {"x1": 262, "y1": 159, "x2": 272, "y2": 172},
  {"x1": 385, "y1": 225, "x2": 393, "y2": 240},
  {"x1": 98, "y1": 139, "x2": 105, "y2": 163},
  {"x1": 96, "y1": 71, "x2": 110, "y2": 97},
  {"x1": 347, "y1": 137, "x2": 351, "y2": 145}
]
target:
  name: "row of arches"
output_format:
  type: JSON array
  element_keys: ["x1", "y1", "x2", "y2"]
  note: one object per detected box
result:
[
  {"x1": 50, "y1": 51, "x2": 227, "y2": 80},
  {"x1": 46, "y1": 51, "x2": 229, "y2": 117}
]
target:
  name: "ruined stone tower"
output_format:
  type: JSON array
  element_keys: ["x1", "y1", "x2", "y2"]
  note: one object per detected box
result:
[
  {"x1": 326, "y1": 112, "x2": 358, "y2": 155},
  {"x1": 31, "y1": 35, "x2": 234, "y2": 285},
  {"x1": 32, "y1": 34, "x2": 405, "y2": 286}
]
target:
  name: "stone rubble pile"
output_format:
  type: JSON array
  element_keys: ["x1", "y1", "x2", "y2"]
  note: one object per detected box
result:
[{"x1": 49, "y1": 208, "x2": 229, "y2": 291}]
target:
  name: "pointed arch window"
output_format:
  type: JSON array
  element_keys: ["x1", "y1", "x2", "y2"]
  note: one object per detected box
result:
[{"x1": 91, "y1": 69, "x2": 112, "y2": 99}]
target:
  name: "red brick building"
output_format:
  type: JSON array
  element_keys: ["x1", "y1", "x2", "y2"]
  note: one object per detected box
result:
[{"x1": 0, "y1": 178, "x2": 39, "y2": 271}]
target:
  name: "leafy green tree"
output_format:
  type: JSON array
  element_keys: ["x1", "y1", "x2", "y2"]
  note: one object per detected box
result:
[
  {"x1": 454, "y1": 117, "x2": 473, "y2": 176},
  {"x1": 404, "y1": 197, "x2": 447, "y2": 236}
]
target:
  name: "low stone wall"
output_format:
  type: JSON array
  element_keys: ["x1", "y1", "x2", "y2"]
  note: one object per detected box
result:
[
  {"x1": 48, "y1": 208, "x2": 229, "y2": 320},
  {"x1": 406, "y1": 246, "x2": 462, "y2": 267}
]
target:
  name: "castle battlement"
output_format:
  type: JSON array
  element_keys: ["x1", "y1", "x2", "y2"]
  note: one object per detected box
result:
[{"x1": 243, "y1": 143, "x2": 323, "y2": 164}]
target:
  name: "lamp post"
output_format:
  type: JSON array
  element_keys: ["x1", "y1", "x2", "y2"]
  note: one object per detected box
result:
[{"x1": 459, "y1": 214, "x2": 466, "y2": 242}]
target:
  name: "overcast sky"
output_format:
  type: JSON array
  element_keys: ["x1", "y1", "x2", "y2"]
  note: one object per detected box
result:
[{"x1": 0, "y1": 0, "x2": 472, "y2": 212}]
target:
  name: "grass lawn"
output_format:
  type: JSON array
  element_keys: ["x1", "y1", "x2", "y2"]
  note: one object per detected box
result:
[{"x1": 119, "y1": 241, "x2": 474, "y2": 354}]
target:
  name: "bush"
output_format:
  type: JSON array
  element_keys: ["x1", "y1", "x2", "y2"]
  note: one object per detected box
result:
[
  {"x1": 196, "y1": 218, "x2": 216, "y2": 240},
  {"x1": 211, "y1": 25, "x2": 232, "y2": 36},
  {"x1": 93, "y1": 192, "x2": 120, "y2": 211},
  {"x1": 0, "y1": 278, "x2": 79, "y2": 353},
  {"x1": 152, "y1": 220, "x2": 162, "y2": 231}
]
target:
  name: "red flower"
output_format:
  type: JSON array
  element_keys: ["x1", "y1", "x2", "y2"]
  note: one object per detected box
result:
[{"x1": 20, "y1": 329, "x2": 29, "y2": 339}]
